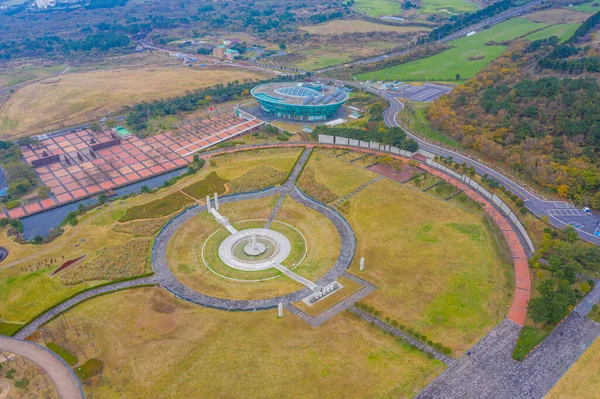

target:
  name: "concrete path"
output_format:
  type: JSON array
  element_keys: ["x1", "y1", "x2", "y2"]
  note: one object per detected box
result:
[
  {"x1": 0, "y1": 336, "x2": 83, "y2": 399},
  {"x1": 0, "y1": 380, "x2": 9, "y2": 399},
  {"x1": 272, "y1": 263, "x2": 319, "y2": 290},
  {"x1": 416, "y1": 283, "x2": 600, "y2": 398}
]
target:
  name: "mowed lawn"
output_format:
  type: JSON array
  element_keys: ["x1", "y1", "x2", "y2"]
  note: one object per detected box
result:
[
  {"x1": 45, "y1": 288, "x2": 445, "y2": 398},
  {"x1": 546, "y1": 336, "x2": 600, "y2": 398},
  {"x1": 353, "y1": 0, "x2": 404, "y2": 17},
  {"x1": 0, "y1": 67, "x2": 267, "y2": 138},
  {"x1": 420, "y1": 0, "x2": 478, "y2": 15},
  {"x1": 346, "y1": 179, "x2": 511, "y2": 354},
  {"x1": 357, "y1": 18, "x2": 549, "y2": 81},
  {"x1": 524, "y1": 23, "x2": 580, "y2": 42},
  {"x1": 307, "y1": 149, "x2": 378, "y2": 197}
]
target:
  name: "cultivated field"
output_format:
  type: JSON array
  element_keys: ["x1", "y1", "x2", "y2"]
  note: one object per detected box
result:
[
  {"x1": 357, "y1": 18, "x2": 552, "y2": 81},
  {"x1": 345, "y1": 178, "x2": 511, "y2": 354},
  {"x1": 0, "y1": 66, "x2": 267, "y2": 139},
  {"x1": 546, "y1": 336, "x2": 600, "y2": 398},
  {"x1": 41, "y1": 288, "x2": 445, "y2": 398},
  {"x1": 570, "y1": 2, "x2": 600, "y2": 13},
  {"x1": 524, "y1": 23, "x2": 580, "y2": 42},
  {"x1": 300, "y1": 20, "x2": 430, "y2": 35}
]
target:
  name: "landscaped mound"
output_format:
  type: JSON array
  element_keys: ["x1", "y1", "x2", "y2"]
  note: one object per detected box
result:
[
  {"x1": 297, "y1": 167, "x2": 337, "y2": 203},
  {"x1": 58, "y1": 240, "x2": 150, "y2": 285},
  {"x1": 227, "y1": 165, "x2": 287, "y2": 194}
]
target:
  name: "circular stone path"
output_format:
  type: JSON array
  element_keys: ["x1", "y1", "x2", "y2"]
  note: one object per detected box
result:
[
  {"x1": 218, "y1": 228, "x2": 291, "y2": 271},
  {"x1": 151, "y1": 184, "x2": 356, "y2": 311}
]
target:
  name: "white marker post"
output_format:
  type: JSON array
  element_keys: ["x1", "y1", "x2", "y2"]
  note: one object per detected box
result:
[
  {"x1": 206, "y1": 195, "x2": 211, "y2": 211},
  {"x1": 214, "y1": 192, "x2": 219, "y2": 210},
  {"x1": 360, "y1": 257, "x2": 365, "y2": 272},
  {"x1": 278, "y1": 303, "x2": 283, "y2": 318}
]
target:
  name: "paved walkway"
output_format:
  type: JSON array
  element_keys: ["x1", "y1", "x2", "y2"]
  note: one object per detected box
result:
[
  {"x1": 284, "y1": 272, "x2": 377, "y2": 327},
  {"x1": 265, "y1": 193, "x2": 286, "y2": 229},
  {"x1": 417, "y1": 283, "x2": 600, "y2": 398},
  {"x1": 0, "y1": 336, "x2": 83, "y2": 399},
  {"x1": 273, "y1": 263, "x2": 319, "y2": 290},
  {"x1": 150, "y1": 148, "x2": 357, "y2": 311}
]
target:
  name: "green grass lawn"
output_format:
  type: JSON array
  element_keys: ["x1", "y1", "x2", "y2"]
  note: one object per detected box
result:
[
  {"x1": 181, "y1": 171, "x2": 228, "y2": 199},
  {"x1": 512, "y1": 326, "x2": 549, "y2": 361},
  {"x1": 74, "y1": 359, "x2": 104, "y2": 380},
  {"x1": 523, "y1": 23, "x2": 581, "y2": 42},
  {"x1": 346, "y1": 178, "x2": 512, "y2": 354},
  {"x1": 421, "y1": 0, "x2": 478, "y2": 15},
  {"x1": 570, "y1": 2, "x2": 600, "y2": 12},
  {"x1": 357, "y1": 18, "x2": 549, "y2": 81},
  {"x1": 305, "y1": 149, "x2": 377, "y2": 197},
  {"x1": 0, "y1": 321, "x2": 22, "y2": 336},
  {"x1": 353, "y1": 0, "x2": 404, "y2": 17},
  {"x1": 399, "y1": 102, "x2": 460, "y2": 147},
  {"x1": 47, "y1": 342, "x2": 78, "y2": 366},
  {"x1": 119, "y1": 192, "x2": 194, "y2": 222}
]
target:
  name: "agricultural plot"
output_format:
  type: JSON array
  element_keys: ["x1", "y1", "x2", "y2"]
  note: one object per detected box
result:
[
  {"x1": 356, "y1": 18, "x2": 551, "y2": 81},
  {"x1": 352, "y1": 0, "x2": 404, "y2": 17},
  {"x1": 524, "y1": 23, "x2": 581, "y2": 42},
  {"x1": 420, "y1": 0, "x2": 478, "y2": 15}
]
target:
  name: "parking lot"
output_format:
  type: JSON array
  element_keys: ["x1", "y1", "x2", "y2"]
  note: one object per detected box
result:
[{"x1": 393, "y1": 83, "x2": 453, "y2": 102}]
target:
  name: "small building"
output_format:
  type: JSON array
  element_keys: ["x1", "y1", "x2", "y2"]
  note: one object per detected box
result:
[
  {"x1": 212, "y1": 45, "x2": 226, "y2": 59},
  {"x1": 224, "y1": 48, "x2": 240, "y2": 60},
  {"x1": 112, "y1": 126, "x2": 133, "y2": 140}
]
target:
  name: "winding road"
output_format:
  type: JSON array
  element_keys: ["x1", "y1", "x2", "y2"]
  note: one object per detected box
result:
[
  {"x1": 0, "y1": 336, "x2": 83, "y2": 399},
  {"x1": 380, "y1": 96, "x2": 600, "y2": 245}
]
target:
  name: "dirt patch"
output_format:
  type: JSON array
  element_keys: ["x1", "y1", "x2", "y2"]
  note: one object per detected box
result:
[
  {"x1": 150, "y1": 296, "x2": 177, "y2": 314},
  {"x1": 368, "y1": 163, "x2": 422, "y2": 183}
]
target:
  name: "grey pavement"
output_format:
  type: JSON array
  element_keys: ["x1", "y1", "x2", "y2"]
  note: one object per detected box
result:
[
  {"x1": 284, "y1": 271, "x2": 377, "y2": 327},
  {"x1": 0, "y1": 336, "x2": 83, "y2": 399},
  {"x1": 416, "y1": 282, "x2": 600, "y2": 398},
  {"x1": 150, "y1": 148, "x2": 357, "y2": 311}
]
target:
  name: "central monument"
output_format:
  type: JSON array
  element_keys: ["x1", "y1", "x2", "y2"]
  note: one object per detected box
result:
[{"x1": 244, "y1": 235, "x2": 267, "y2": 256}]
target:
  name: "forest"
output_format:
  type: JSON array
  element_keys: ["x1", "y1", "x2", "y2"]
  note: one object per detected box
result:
[{"x1": 427, "y1": 38, "x2": 600, "y2": 209}]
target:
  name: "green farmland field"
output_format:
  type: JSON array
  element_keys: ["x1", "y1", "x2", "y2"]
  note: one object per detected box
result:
[
  {"x1": 356, "y1": 18, "x2": 549, "y2": 82},
  {"x1": 523, "y1": 23, "x2": 580, "y2": 42},
  {"x1": 421, "y1": 0, "x2": 478, "y2": 15},
  {"x1": 353, "y1": 0, "x2": 404, "y2": 17}
]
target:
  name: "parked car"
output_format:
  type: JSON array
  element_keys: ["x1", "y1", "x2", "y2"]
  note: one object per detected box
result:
[{"x1": 583, "y1": 207, "x2": 592, "y2": 215}]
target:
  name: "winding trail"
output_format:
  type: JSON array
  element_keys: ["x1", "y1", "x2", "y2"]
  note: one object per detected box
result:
[{"x1": 0, "y1": 336, "x2": 83, "y2": 399}]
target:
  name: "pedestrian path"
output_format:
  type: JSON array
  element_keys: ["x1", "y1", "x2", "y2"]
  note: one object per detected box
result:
[
  {"x1": 273, "y1": 262, "x2": 319, "y2": 290},
  {"x1": 265, "y1": 193, "x2": 286, "y2": 229}
]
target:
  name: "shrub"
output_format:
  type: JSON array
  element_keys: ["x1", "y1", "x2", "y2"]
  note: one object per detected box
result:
[
  {"x1": 4, "y1": 200, "x2": 20, "y2": 210},
  {"x1": 516, "y1": 199, "x2": 524, "y2": 207},
  {"x1": 276, "y1": 134, "x2": 289, "y2": 141}
]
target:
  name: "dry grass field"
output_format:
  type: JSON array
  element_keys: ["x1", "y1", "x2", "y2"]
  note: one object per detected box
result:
[
  {"x1": 0, "y1": 66, "x2": 267, "y2": 138},
  {"x1": 345, "y1": 179, "x2": 512, "y2": 354},
  {"x1": 300, "y1": 19, "x2": 430, "y2": 35},
  {"x1": 546, "y1": 336, "x2": 600, "y2": 398},
  {"x1": 42, "y1": 288, "x2": 445, "y2": 398},
  {"x1": 523, "y1": 8, "x2": 591, "y2": 24}
]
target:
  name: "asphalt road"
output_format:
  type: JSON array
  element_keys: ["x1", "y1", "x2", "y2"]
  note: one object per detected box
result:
[
  {"x1": 382, "y1": 96, "x2": 600, "y2": 246},
  {"x1": 0, "y1": 336, "x2": 83, "y2": 399}
]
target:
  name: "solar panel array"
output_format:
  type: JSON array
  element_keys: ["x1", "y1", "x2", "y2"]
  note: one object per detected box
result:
[{"x1": 322, "y1": 95, "x2": 334, "y2": 104}]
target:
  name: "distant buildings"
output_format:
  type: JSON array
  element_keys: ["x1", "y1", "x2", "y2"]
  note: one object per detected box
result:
[
  {"x1": 213, "y1": 44, "x2": 240, "y2": 60},
  {"x1": 224, "y1": 48, "x2": 240, "y2": 60},
  {"x1": 35, "y1": 0, "x2": 56, "y2": 8}
]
